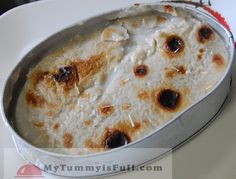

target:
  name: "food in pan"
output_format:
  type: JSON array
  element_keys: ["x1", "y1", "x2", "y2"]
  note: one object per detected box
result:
[{"x1": 15, "y1": 5, "x2": 228, "y2": 154}]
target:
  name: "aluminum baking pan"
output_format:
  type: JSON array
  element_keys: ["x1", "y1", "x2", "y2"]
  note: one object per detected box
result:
[{"x1": 1, "y1": 2, "x2": 235, "y2": 178}]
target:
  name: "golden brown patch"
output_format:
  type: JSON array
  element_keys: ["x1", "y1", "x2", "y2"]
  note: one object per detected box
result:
[
  {"x1": 98, "y1": 103, "x2": 115, "y2": 117},
  {"x1": 80, "y1": 92, "x2": 90, "y2": 99},
  {"x1": 212, "y1": 54, "x2": 225, "y2": 69},
  {"x1": 84, "y1": 119, "x2": 93, "y2": 126},
  {"x1": 73, "y1": 53, "x2": 105, "y2": 82},
  {"x1": 102, "y1": 27, "x2": 116, "y2": 40},
  {"x1": 26, "y1": 90, "x2": 45, "y2": 108},
  {"x1": 199, "y1": 48, "x2": 205, "y2": 53},
  {"x1": 138, "y1": 90, "x2": 149, "y2": 101},
  {"x1": 122, "y1": 103, "x2": 132, "y2": 111},
  {"x1": 164, "y1": 5, "x2": 176, "y2": 14},
  {"x1": 133, "y1": 65, "x2": 149, "y2": 78},
  {"x1": 156, "y1": 16, "x2": 167, "y2": 23},
  {"x1": 32, "y1": 120, "x2": 45, "y2": 129},
  {"x1": 197, "y1": 48, "x2": 205, "y2": 60},
  {"x1": 164, "y1": 34, "x2": 185, "y2": 58},
  {"x1": 197, "y1": 25, "x2": 215, "y2": 44},
  {"x1": 63, "y1": 133, "x2": 73, "y2": 148},
  {"x1": 197, "y1": 54, "x2": 203, "y2": 60},
  {"x1": 30, "y1": 70, "x2": 50, "y2": 87},
  {"x1": 143, "y1": 119, "x2": 151, "y2": 126},
  {"x1": 47, "y1": 110, "x2": 58, "y2": 118},
  {"x1": 53, "y1": 123, "x2": 60, "y2": 131},
  {"x1": 111, "y1": 121, "x2": 141, "y2": 139},
  {"x1": 165, "y1": 65, "x2": 186, "y2": 78},
  {"x1": 84, "y1": 139, "x2": 103, "y2": 151}
]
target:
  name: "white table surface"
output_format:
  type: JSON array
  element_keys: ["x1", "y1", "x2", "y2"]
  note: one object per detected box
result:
[{"x1": 0, "y1": 0, "x2": 235, "y2": 178}]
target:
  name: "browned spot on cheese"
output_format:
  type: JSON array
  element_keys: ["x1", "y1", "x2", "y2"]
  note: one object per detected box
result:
[
  {"x1": 26, "y1": 90, "x2": 45, "y2": 108},
  {"x1": 153, "y1": 88, "x2": 185, "y2": 112},
  {"x1": 63, "y1": 133, "x2": 73, "y2": 148},
  {"x1": 99, "y1": 103, "x2": 115, "y2": 117},
  {"x1": 134, "y1": 3, "x2": 140, "y2": 6},
  {"x1": 30, "y1": 70, "x2": 50, "y2": 87},
  {"x1": 73, "y1": 53, "x2": 105, "y2": 81},
  {"x1": 47, "y1": 110, "x2": 58, "y2": 118},
  {"x1": 138, "y1": 90, "x2": 149, "y2": 100},
  {"x1": 158, "y1": 89, "x2": 180, "y2": 110},
  {"x1": 212, "y1": 54, "x2": 225, "y2": 69},
  {"x1": 105, "y1": 130, "x2": 130, "y2": 149},
  {"x1": 177, "y1": 65, "x2": 186, "y2": 74},
  {"x1": 199, "y1": 48, "x2": 205, "y2": 53},
  {"x1": 53, "y1": 123, "x2": 60, "y2": 131},
  {"x1": 102, "y1": 27, "x2": 116, "y2": 40},
  {"x1": 134, "y1": 65, "x2": 149, "y2": 78},
  {"x1": 80, "y1": 92, "x2": 90, "y2": 99},
  {"x1": 85, "y1": 121, "x2": 141, "y2": 149},
  {"x1": 143, "y1": 119, "x2": 151, "y2": 127},
  {"x1": 197, "y1": 48, "x2": 205, "y2": 60},
  {"x1": 122, "y1": 103, "x2": 132, "y2": 111},
  {"x1": 84, "y1": 139, "x2": 103, "y2": 150},
  {"x1": 165, "y1": 68, "x2": 176, "y2": 78},
  {"x1": 197, "y1": 54, "x2": 203, "y2": 60},
  {"x1": 53, "y1": 65, "x2": 79, "y2": 92},
  {"x1": 84, "y1": 119, "x2": 93, "y2": 126},
  {"x1": 32, "y1": 120, "x2": 45, "y2": 129},
  {"x1": 165, "y1": 65, "x2": 186, "y2": 78},
  {"x1": 197, "y1": 25, "x2": 214, "y2": 44},
  {"x1": 164, "y1": 34, "x2": 185, "y2": 58},
  {"x1": 164, "y1": 5, "x2": 176, "y2": 14},
  {"x1": 156, "y1": 16, "x2": 167, "y2": 23},
  {"x1": 113, "y1": 121, "x2": 141, "y2": 138}
]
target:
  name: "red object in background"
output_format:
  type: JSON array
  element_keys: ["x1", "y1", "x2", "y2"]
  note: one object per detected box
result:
[
  {"x1": 202, "y1": 5, "x2": 235, "y2": 48},
  {"x1": 15, "y1": 164, "x2": 44, "y2": 178},
  {"x1": 203, "y1": 5, "x2": 231, "y2": 31}
]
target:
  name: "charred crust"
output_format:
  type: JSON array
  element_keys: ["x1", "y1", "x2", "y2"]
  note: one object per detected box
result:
[
  {"x1": 164, "y1": 35, "x2": 185, "y2": 58},
  {"x1": 85, "y1": 121, "x2": 141, "y2": 150},
  {"x1": 156, "y1": 89, "x2": 182, "y2": 111},
  {"x1": 105, "y1": 130, "x2": 130, "y2": 149},
  {"x1": 197, "y1": 25, "x2": 214, "y2": 43},
  {"x1": 53, "y1": 65, "x2": 79, "y2": 91}
]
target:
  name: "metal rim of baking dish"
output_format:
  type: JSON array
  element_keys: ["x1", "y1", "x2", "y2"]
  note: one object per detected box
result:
[{"x1": 0, "y1": 2, "x2": 235, "y2": 159}]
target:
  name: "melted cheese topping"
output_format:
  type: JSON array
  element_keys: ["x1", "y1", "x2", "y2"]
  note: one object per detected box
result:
[{"x1": 15, "y1": 5, "x2": 228, "y2": 155}]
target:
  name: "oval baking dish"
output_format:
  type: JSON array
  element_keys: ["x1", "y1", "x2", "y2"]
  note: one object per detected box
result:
[{"x1": 1, "y1": 2, "x2": 234, "y2": 178}]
